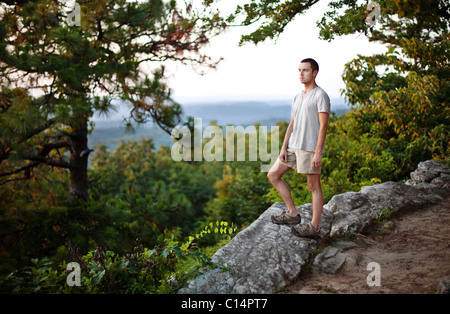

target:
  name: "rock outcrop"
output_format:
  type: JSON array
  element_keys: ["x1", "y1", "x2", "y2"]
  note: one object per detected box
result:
[{"x1": 179, "y1": 160, "x2": 449, "y2": 294}]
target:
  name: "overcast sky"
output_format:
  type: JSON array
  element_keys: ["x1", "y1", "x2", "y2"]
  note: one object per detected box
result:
[{"x1": 164, "y1": 0, "x2": 386, "y2": 105}]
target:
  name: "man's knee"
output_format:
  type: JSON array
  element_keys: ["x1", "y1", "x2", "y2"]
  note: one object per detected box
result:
[
  {"x1": 267, "y1": 171, "x2": 280, "y2": 183},
  {"x1": 307, "y1": 175, "x2": 321, "y2": 192}
]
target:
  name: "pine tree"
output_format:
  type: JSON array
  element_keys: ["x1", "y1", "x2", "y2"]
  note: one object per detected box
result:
[{"x1": 0, "y1": 0, "x2": 226, "y2": 200}]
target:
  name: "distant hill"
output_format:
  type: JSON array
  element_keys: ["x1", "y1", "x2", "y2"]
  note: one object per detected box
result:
[
  {"x1": 88, "y1": 123, "x2": 170, "y2": 152},
  {"x1": 180, "y1": 98, "x2": 349, "y2": 125},
  {"x1": 181, "y1": 101, "x2": 290, "y2": 126},
  {"x1": 88, "y1": 98, "x2": 350, "y2": 153}
]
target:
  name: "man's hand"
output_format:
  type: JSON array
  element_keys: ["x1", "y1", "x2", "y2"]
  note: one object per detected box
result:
[
  {"x1": 279, "y1": 148, "x2": 288, "y2": 163},
  {"x1": 312, "y1": 152, "x2": 322, "y2": 169}
]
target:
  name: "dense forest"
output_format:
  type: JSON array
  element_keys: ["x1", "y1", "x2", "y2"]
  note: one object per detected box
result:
[{"x1": 0, "y1": 0, "x2": 448, "y2": 293}]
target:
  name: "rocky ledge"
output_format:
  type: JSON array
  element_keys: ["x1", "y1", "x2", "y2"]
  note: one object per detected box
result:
[{"x1": 179, "y1": 160, "x2": 449, "y2": 294}]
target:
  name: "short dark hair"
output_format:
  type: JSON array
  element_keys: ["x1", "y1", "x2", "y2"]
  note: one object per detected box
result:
[{"x1": 301, "y1": 58, "x2": 319, "y2": 73}]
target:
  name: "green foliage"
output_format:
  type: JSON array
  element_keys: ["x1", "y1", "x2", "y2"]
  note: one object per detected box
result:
[
  {"x1": 324, "y1": 113, "x2": 397, "y2": 183},
  {"x1": 0, "y1": 221, "x2": 236, "y2": 294},
  {"x1": 210, "y1": 0, "x2": 319, "y2": 45},
  {"x1": 0, "y1": 257, "x2": 67, "y2": 294},
  {"x1": 0, "y1": 138, "x2": 220, "y2": 274},
  {"x1": 203, "y1": 163, "x2": 272, "y2": 227},
  {"x1": 311, "y1": 0, "x2": 449, "y2": 179},
  {"x1": 88, "y1": 139, "x2": 222, "y2": 244},
  {"x1": 374, "y1": 207, "x2": 394, "y2": 224}
]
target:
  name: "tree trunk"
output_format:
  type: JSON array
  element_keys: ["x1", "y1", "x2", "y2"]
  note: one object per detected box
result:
[{"x1": 68, "y1": 116, "x2": 91, "y2": 202}]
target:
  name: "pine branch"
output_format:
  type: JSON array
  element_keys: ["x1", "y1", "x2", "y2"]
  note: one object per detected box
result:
[
  {"x1": 21, "y1": 155, "x2": 71, "y2": 169},
  {"x1": 0, "y1": 161, "x2": 39, "y2": 178},
  {"x1": 18, "y1": 118, "x2": 58, "y2": 146},
  {"x1": 0, "y1": 140, "x2": 71, "y2": 183}
]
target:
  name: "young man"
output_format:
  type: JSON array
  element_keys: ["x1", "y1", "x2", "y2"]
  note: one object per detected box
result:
[{"x1": 267, "y1": 58, "x2": 330, "y2": 239}]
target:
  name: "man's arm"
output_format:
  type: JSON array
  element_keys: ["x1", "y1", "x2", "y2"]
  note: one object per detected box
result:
[
  {"x1": 280, "y1": 116, "x2": 294, "y2": 162},
  {"x1": 313, "y1": 112, "x2": 329, "y2": 168}
]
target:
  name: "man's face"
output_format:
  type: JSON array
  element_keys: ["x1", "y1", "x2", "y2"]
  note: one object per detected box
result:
[{"x1": 298, "y1": 62, "x2": 317, "y2": 84}]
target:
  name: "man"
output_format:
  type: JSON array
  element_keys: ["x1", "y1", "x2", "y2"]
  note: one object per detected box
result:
[{"x1": 267, "y1": 58, "x2": 330, "y2": 239}]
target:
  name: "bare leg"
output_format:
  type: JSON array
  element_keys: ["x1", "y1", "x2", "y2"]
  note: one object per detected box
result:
[
  {"x1": 267, "y1": 161, "x2": 297, "y2": 215},
  {"x1": 306, "y1": 174, "x2": 323, "y2": 230}
]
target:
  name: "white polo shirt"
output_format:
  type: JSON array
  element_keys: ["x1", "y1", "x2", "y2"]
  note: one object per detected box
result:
[{"x1": 288, "y1": 86, "x2": 331, "y2": 153}]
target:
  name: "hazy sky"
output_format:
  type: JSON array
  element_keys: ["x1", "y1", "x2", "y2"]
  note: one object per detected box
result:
[{"x1": 165, "y1": 0, "x2": 386, "y2": 104}]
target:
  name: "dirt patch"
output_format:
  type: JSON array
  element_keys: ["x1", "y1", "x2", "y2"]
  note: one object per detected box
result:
[{"x1": 284, "y1": 195, "x2": 450, "y2": 294}]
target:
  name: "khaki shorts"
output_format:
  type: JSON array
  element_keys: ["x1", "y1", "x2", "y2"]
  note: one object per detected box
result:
[{"x1": 277, "y1": 148, "x2": 321, "y2": 174}]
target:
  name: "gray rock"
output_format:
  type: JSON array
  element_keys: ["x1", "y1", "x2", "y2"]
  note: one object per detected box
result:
[
  {"x1": 315, "y1": 252, "x2": 347, "y2": 274},
  {"x1": 313, "y1": 240, "x2": 358, "y2": 274},
  {"x1": 326, "y1": 192, "x2": 368, "y2": 213},
  {"x1": 410, "y1": 168, "x2": 440, "y2": 183},
  {"x1": 329, "y1": 181, "x2": 443, "y2": 236},
  {"x1": 418, "y1": 160, "x2": 450, "y2": 174},
  {"x1": 407, "y1": 160, "x2": 450, "y2": 186},
  {"x1": 179, "y1": 202, "x2": 321, "y2": 294},
  {"x1": 179, "y1": 160, "x2": 450, "y2": 294},
  {"x1": 437, "y1": 279, "x2": 450, "y2": 294}
]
